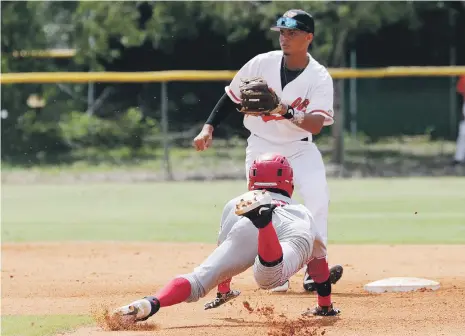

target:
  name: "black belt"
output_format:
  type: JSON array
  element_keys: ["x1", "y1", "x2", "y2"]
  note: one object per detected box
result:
[{"x1": 253, "y1": 134, "x2": 308, "y2": 142}]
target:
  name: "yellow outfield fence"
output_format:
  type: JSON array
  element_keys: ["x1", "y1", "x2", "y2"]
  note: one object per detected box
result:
[
  {"x1": 1, "y1": 66, "x2": 465, "y2": 84},
  {"x1": 11, "y1": 48, "x2": 77, "y2": 59}
]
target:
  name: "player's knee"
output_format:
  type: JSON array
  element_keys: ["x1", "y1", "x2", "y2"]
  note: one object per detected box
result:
[
  {"x1": 253, "y1": 257, "x2": 284, "y2": 290},
  {"x1": 254, "y1": 272, "x2": 283, "y2": 290}
]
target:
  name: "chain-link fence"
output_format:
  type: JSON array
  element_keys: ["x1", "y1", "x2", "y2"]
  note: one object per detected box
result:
[{"x1": 1, "y1": 72, "x2": 464, "y2": 182}]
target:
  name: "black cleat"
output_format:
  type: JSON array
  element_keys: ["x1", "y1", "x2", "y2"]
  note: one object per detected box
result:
[
  {"x1": 303, "y1": 264, "x2": 344, "y2": 292},
  {"x1": 204, "y1": 290, "x2": 241, "y2": 310},
  {"x1": 303, "y1": 303, "x2": 341, "y2": 317}
]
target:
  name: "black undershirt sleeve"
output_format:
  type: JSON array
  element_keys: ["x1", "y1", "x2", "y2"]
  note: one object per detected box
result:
[{"x1": 205, "y1": 93, "x2": 239, "y2": 128}]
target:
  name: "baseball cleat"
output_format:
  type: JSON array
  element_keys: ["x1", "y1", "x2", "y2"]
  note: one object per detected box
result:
[
  {"x1": 270, "y1": 280, "x2": 290, "y2": 293},
  {"x1": 235, "y1": 190, "x2": 277, "y2": 228},
  {"x1": 112, "y1": 298, "x2": 153, "y2": 322},
  {"x1": 303, "y1": 303, "x2": 341, "y2": 317},
  {"x1": 204, "y1": 290, "x2": 241, "y2": 310},
  {"x1": 234, "y1": 190, "x2": 272, "y2": 216},
  {"x1": 303, "y1": 264, "x2": 344, "y2": 292}
]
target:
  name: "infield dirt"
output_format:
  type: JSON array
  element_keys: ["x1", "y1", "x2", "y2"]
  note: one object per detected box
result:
[{"x1": 2, "y1": 243, "x2": 465, "y2": 336}]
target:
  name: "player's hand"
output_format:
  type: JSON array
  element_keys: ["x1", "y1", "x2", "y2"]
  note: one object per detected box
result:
[
  {"x1": 275, "y1": 101, "x2": 288, "y2": 115},
  {"x1": 193, "y1": 124, "x2": 214, "y2": 151}
]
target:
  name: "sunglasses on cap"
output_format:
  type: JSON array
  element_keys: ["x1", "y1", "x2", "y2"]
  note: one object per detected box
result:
[{"x1": 271, "y1": 17, "x2": 312, "y2": 33}]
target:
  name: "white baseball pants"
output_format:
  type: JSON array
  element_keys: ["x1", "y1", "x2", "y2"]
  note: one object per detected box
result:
[{"x1": 245, "y1": 134, "x2": 330, "y2": 245}]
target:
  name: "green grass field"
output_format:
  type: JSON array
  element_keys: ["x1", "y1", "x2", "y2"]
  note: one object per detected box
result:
[
  {"x1": 1, "y1": 315, "x2": 93, "y2": 336},
  {"x1": 2, "y1": 177, "x2": 465, "y2": 336},
  {"x1": 2, "y1": 178, "x2": 465, "y2": 244}
]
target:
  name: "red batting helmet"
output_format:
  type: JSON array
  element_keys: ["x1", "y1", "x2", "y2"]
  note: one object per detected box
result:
[{"x1": 248, "y1": 153, "x2": 294, "y2": 197}]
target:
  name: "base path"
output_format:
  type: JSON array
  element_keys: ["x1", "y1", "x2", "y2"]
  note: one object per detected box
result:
[{"x1": 2, "y1": 242, "x2": 465, "y2": 336}]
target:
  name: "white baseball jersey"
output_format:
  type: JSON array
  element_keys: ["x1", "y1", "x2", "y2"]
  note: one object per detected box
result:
[{"x1": 225, "y1": 50, "x2": 334, "y2": 143}]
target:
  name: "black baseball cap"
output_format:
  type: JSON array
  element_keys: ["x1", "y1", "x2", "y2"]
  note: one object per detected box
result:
[{"x1": 270, "y1": 9, "x2": 315, "y2": 34}]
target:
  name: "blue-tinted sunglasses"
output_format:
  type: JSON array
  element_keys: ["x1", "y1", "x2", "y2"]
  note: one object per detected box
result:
[{"x1": 271, "y1": 17, "x2": 310, "y2": 32}]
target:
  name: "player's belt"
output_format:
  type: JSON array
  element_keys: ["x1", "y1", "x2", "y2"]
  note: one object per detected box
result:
[{"x1": 252, "y1": 134, "x2": 308, "y2": 142}]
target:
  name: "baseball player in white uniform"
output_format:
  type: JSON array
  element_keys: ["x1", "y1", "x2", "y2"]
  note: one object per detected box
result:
[
  {"x1": 193, "y1": 9, "x2": 342, "y2": 292},
  {"x1": 112, "y1": 153, "x2": 341, "y2": 324}
]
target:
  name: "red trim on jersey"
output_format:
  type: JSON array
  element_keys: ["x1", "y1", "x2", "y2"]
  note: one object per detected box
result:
[
  {"x1": 310, "y1": 109, "x2": 333, "y2": 118},
  {"x1": 272, "y1": 199, "x2": 289, "y2": 207},
  {"x1": 227, "y1": 88, "x2": 241, "y2": 104}
]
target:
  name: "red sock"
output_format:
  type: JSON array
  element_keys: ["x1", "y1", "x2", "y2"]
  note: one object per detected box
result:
[
  {"x1": 218, "y1": 278, "x2": 231, "y2": 294},
  {"x1": 318, "y1": 293, "x2": 332, "y2": 307},
  {"x1": 154, "y1": 277, "x2": 191, "y2": 307},
  {"x1": 307, "y1": 258, "x2": 332, "y2": 307},
  {"x1": 258, "y1": 222, "x2": 283, "y2": 263},
  {"x1": 307, "y1": 258, "x2": 330, "y2": 283}
]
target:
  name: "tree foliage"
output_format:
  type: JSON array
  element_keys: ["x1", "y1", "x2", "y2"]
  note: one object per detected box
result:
[{"x1": 1, "y1": 1, "x2": 464, "y2": 163}]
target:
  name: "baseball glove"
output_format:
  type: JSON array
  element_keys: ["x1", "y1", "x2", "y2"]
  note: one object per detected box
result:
[{"x1": 238, "y1": 77, "x2": 282, "y2": 115}]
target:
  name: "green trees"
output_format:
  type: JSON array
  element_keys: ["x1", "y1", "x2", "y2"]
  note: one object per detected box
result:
[{"x1": 1, "y1": 1, "x2": 463, "y2": 164}]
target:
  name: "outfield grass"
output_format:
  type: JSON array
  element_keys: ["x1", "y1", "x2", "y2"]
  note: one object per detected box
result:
[
  {"x1": 2, "y1": 177, "x2": 465, "y2": 244},
  {"x1": 1, "y1": 315, "x2": 93, "y2": 336}
]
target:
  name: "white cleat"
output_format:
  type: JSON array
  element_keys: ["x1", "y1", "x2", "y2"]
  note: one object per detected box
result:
[
  {"x1": 112, "y1": 299, "x2": 152, "y2": 323},
  {"x1": 235, "y1": 190, "x2": 272, "y2": 216}
]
